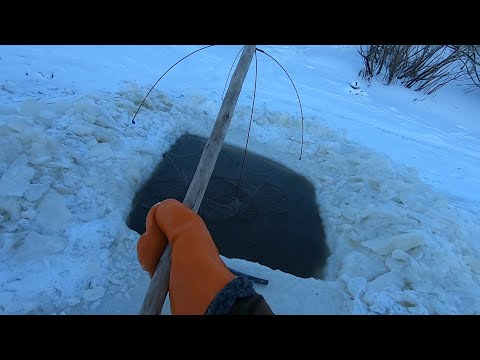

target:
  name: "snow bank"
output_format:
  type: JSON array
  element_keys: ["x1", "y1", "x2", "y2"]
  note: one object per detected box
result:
[
  {"x1": 0, "y1": 83, "x2": 185, "y2": 314},
  {"x1": 186, "y1": 96, "x2": 480, "y2": 314},
  {"x1": 1, "y1": 80, "x2": 479, "y2": 315}
]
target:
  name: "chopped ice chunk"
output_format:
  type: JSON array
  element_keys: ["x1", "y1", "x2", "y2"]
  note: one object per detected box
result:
[
  {"x1": 21, "y1": 231, "x2": 66, "y2": 258},
  {"x1": 0, "y1": 155, "x2": 35, "y2": 197},
  {"x1": 84, "y1": 287, "x2": 106, "y2": 302},
  {"x1": 362, "y1": 231, "x2": 425, "y2": 255},
  {"x1": 23, "y1": 183, "x2": 50, "y2": 202},
  {"x1": 35, "y1": 191, "x2": 72, "y2": 232}
]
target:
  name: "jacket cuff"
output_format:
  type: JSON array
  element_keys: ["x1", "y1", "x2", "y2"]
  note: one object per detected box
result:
[{"x1": 205, "y1": 276, "x2": 255, "y2": 315}]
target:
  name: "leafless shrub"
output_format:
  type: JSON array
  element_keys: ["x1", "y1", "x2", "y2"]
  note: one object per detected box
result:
[
  {"x1": 359, "y1": 45, "x2": 479, "y2": 94},
  {"x1": 452, "y1": 45, "x2": 480, "y2": 92}
]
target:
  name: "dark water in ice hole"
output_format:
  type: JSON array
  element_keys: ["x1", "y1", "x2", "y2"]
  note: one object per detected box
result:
[{"x1": 127, "y1": 134, "x2": 329, "y2": 279}]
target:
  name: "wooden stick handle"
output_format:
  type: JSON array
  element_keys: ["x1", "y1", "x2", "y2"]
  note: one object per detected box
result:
[{"x1": 140, "y1": 45, "x2": 256, "y2": 315}]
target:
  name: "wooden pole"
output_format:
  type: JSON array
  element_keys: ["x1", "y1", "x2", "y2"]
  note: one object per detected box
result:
[{"x1": 140, "y1": 45, "x2": 256, "y2": 315}]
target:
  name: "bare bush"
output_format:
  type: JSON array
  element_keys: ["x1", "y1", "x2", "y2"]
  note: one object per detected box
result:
[
  {"x1": 359, "y1": 45, "x2": 479, "y2": 94},
  {"x1": 452, "y1": 45, "x2": 480, "y2": 92}
]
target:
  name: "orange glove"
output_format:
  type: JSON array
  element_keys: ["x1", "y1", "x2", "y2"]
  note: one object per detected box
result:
[{"x1": 137, "y1": 199, "x2": 236, "y2": 315}]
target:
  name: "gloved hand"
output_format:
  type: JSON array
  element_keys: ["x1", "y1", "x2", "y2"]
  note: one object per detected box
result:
[{"x1": 137, "y1": 198, "x2": 236, "y2": 315}]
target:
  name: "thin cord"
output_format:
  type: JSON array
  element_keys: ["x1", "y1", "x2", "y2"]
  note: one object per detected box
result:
[
  {"x1": 222, "y1": 46, "x2": 245, "y2": 100},
  {"x1": 256, "y1": 48, "x2": 304, "y2": 160},
  {"x1": 131, "y1": 45, "x2": 214, "y2": 124},
  {"x1": 233, "y1": 51, "x2": 258, "y2": 213}
]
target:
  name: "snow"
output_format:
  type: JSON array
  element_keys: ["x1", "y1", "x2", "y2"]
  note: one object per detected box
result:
[
  {"x1": 0, "y1": 155, "x2": 35, "y2": 197},
  {"x1": 0, "y1": 45, "x2": 479, "y2": 315}
]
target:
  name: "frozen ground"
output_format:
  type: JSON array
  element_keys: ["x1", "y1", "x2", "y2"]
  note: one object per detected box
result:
[{"x1": 0, "y1": 45, "x2": 479, "y2": 315}]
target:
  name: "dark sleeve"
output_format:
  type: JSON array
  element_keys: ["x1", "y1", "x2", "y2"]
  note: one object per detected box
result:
[
  {"x1": 228, "y1": 293, "x2": 274, "y2": 315},
  {"x1": 205, "y1": 276, "x2": 275, "y2": 315}
]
